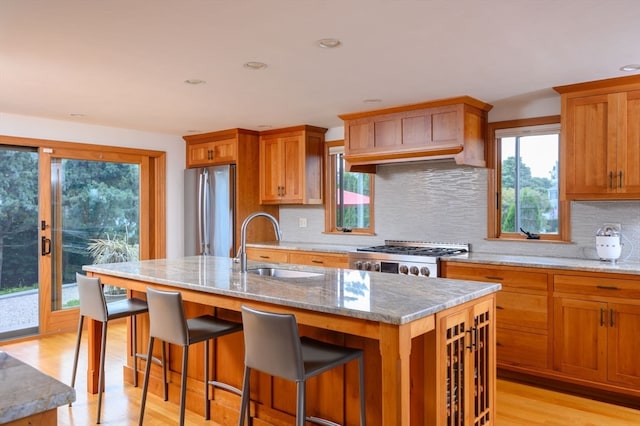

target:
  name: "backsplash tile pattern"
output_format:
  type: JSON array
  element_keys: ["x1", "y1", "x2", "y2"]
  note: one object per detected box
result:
[{"x1": 280, "y1": 161, "x2": 640, "y2": 262}]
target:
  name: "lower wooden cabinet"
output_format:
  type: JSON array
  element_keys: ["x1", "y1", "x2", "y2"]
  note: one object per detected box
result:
[
  {"x1": 444, "y1": 260, "x2": 640, "y2": 399},
  {"x1": 245, "y1": 247, "x2": 349, "y2": 268},
  {"x1": 554, "y1": 274, "x2": 640, "y2": 388},
  {"x1": 441, "y1": 262, "x2": 550, "y2": 371}
]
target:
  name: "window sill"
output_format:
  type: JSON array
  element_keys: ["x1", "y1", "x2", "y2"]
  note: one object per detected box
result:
[
  {"x1": 322, "y1": 230, "x2": 377, "y2": 236},
  {"x1": 485, "y1": 237, "x2": 573, "y2": 244}
]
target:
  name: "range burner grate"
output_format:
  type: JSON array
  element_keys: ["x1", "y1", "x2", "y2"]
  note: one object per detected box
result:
[{"x1": 356, "y1": 240, "x2": 469, "y2": 257}]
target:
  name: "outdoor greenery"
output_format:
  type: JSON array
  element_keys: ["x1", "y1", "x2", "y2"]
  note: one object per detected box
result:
[
  {"x1": 0, "y1": 149, "x2": 140, "y2": 291},
  {"x1": 501, "y1": 156, "x2": 557, "y2": 234},
  {"x1": 0, "y1": 149, "x2": 39, "y2": 290}
]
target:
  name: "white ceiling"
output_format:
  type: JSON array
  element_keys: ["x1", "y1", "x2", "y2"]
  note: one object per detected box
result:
[{"x1": 2, "y1": 0, "x2": 640, "y2": 136}]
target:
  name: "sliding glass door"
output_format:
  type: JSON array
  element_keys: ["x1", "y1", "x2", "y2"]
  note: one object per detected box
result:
[
  {"x1": 0, "y1": 136, "x2": 164, "y2": 338},
  {"x1": 0, "y1": 146, "x2": 40, "y2": 339},
  {"x1": 49, "y1": 158, "x2": 140, "y2": 313},
  {"x1": 39, "y1": 148, "x2": 145, "y2": 333}
]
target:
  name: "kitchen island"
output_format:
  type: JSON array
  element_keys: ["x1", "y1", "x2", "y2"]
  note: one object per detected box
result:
[{"x1": 83, "y1": 256, "x2": 501, "y2": 426}]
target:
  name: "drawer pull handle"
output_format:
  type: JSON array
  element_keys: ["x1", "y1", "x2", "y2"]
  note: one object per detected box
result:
[
  {"x1": 485, "y1": 276, "x2": 503, "y2": 280},
  {"x1": 596, "y1": 285, "x2": 619, "y2": 290},
  {"x1": 259, "y1": 255, "x2": 270, "y2": 259},
  {"x1": 311, "y1": 260, "x2": 324, "y2": 264},
  {"x1": 600, "y1": 308, "x2": 605, "y2": 326},
  {"x1": 496, "y1": 306, "x2": 505, "y2": 310}
]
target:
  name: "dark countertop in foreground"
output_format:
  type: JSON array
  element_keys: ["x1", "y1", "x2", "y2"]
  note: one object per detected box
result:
[
  {"x1": 84, "y1": 256, "x2": 501, "y2": 325},
  {"x1": 0, "y1": 351, "x2": 75, "y2": 424},
  {"x1": 443, "y1": 253, "x2": 640, "y2": 276}
]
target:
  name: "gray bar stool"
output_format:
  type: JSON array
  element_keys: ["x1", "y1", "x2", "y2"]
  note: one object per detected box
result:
[
  {"x1": 238, "y1": 305, "x2": 366, "y2": 426},
  {"x1": 139, "y1": 287, "x2": 243, "y2": 426},
  {"x1": 70, "y1": 273, "x2": 160, "y2": 424}
]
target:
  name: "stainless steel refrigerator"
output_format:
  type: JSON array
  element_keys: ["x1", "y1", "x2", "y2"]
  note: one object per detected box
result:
[{"x1": 184, "y1": 165, "x2": 236, "y2": 256}]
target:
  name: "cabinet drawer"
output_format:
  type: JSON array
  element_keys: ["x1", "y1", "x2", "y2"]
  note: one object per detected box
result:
[
  {"x1": 496, "y1": 328, "x2": 548, "y2": 370},
  {"x1": 554, "y1": 274, "x2": 640, "y2": 299},
  {"x1": 443, "y1": 262, "x2": 548, "y2": 292},
  {"x1": 289, "y1": 252, "x2": 348, "y2": 268},
  {"x1": 245, "y1": 247, "x2": 289, "y2": 263},
  {"x1": 496, "y1": 291, "x2": 548, "y2": 330}
]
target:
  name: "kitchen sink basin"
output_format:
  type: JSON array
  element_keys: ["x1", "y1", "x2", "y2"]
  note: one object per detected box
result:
[{"x1": 248, "y1": 268, "x2": 322, "y2": 278}]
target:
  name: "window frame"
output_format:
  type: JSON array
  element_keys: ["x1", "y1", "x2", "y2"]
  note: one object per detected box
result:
[
  {"x1": 324, "y1": 140, "x2": 375, "y2": 235},
  {"x1": 487, "y1": 115, "x2": 570, "y2": 242}
]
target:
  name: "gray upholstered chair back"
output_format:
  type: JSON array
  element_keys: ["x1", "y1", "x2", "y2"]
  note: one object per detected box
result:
[
  {"x1": 241, "y1": 305, "x2": 304, "y2": 381},
  {"x1": 146, "y1": 287, "x2": 189, "y2": 346},
  {"x1": 76, "y1": 273, "x2": 108, "y2": 322}
]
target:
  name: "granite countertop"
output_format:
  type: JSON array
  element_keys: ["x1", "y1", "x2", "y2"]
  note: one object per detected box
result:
[
  {"x1": 443, "y1": 253, "x2": 640, "y2": 276},
  {"x1": 83, "y1": 256, "x2": 500, "y2": 325},
  {"x1": 248, "y1": 241, "x2": 640, "y2": 276},
  {"x1": 0, "y1": 351, "x2": 75, "y2": 424},
  {"x1": 246, "y1": 241, "x2": 362, "y2": 254}
]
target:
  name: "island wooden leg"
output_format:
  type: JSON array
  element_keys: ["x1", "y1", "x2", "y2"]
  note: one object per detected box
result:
[
  {"x1": 379, "y1": 323, "x2": 412, "y2": 426},
  {"x1": 86, "y1": 317, "x2": 102, "y2": 394}
]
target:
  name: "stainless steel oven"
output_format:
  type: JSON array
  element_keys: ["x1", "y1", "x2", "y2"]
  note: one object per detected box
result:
[{"x1": 348, "y1": 240, "x2": 469, "y2": 277}]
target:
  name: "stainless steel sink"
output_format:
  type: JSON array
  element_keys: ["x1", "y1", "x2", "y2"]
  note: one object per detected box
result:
[{"x1": 248, "y1": 268, "x2": 322, "y2": 278}]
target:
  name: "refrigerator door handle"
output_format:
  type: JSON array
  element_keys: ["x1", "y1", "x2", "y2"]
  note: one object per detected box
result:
[{"x1": 198, "y1": 170, "x2": 209, "y2": 255}]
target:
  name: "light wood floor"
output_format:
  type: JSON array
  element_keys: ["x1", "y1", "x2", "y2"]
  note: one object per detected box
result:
[{"x1": 2, "y1": 323, "x2": 640, "y2": 425}]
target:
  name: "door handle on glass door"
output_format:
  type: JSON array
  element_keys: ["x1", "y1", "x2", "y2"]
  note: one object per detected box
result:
[{"x1": 41, "y1": 236, "x2": 51, "y2": 255}]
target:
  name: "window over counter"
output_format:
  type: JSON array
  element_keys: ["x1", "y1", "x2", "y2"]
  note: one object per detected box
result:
[
  {"x1": 487, "y1": 116, "x2": 569, "y2": 241},
  {"x1": 324, "y1": 140, "x2": 375, "y2": 235}
]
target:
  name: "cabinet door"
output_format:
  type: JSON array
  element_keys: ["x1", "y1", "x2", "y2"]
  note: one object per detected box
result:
[
  {"x1": 280, "y1": 135, "x2": 303, "y2": 203},
  {"x1": 564, "y1": 94, "x2": 614, "y2": 196},
  {"x1": 553, "y1": 297, "x2": 607, "y2": 381},
  {"x1": 618, "y1": 90, "x2": 640, "y2": 195},
  {"x1": 186, "y1": 138, "x2": 236, "y2": 167},
  {"x1": 607, "y1": 302, "x2": 640, "y2": 387},
  {"x1": 496, "y1": 327, "x2": 548, "y2": 369},
  {"x1": 437, "y1": 297, "x2": 494, "y2": 426},
  {"x1": 496, "y1": 291, "x2": 547, "y2": 331},
  {"x1": 259, "y1": 137, "x2": 283, "y2": 203}
]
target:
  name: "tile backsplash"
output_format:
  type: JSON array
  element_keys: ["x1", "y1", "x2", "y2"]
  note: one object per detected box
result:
[{"x1": 280, "y1": 161, "x2": 640, "y2": 262}]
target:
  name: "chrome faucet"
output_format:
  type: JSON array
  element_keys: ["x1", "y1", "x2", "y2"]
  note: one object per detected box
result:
[{"x1": 238, "y1": 212, "x2": 282, "y2": 273}]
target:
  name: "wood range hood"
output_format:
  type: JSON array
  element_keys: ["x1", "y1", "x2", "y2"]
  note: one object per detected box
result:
[{"x1": 339, "y1": 96, "x2": 493, "y2": 173}]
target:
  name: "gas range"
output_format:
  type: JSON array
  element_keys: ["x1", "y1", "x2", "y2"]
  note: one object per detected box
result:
[{"x1": 348, "y1": 240, "x2": 469, "y2": 277}]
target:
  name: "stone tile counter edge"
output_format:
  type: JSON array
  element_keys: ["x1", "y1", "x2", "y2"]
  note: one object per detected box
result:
[
  {"x1": 445, "y1": 252, "x2": 640, "y2": 275},
  {"x1": 0, "y1": 351, "x2": 76, "y2": 424}
]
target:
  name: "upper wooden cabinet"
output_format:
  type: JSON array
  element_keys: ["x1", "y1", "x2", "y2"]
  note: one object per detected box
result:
[
  {"x1": 259, "y1": 125, "x2": 327, "y2": 205},
  {"x1": 183, "y1": 128, "x2": 254, "y2": 168},
  {"x1": 555, "y1": 75, "x2": 640, "y2": 200},
  {"x1": 338, "y1": 96, "x2": 492, "y2": 172}
]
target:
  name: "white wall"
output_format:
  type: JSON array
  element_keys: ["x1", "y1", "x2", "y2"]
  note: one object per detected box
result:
[{"x1": 0, "y1": 113, "x2": 186, "y2": 259}]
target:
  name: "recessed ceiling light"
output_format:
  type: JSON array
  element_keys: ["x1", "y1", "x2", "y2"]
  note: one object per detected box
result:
[
  {"x1": 620, "y1": 64, "x2": 640, "y2": 72},
  {"x1": 69, "y1": 113, "x2": 85, "y2": 117},
  {"x1": 363, "y1": 98, "x2": 382, "y2": 104},
  {"x1": 257, "y1": 125, "x2": 273, "y2": 129},
  {"x1": 186, "y1": 129, "x2": 202, "y2": 133},
  {"x1": 243, "y1": 61, "x2": 268, "y2": 70},
  {"x1": 184, "y1": 79, "x2": 206, "y2": 85},
  {"x1": 318, "y1": 38, "x2": 342, "y2": 48}
]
